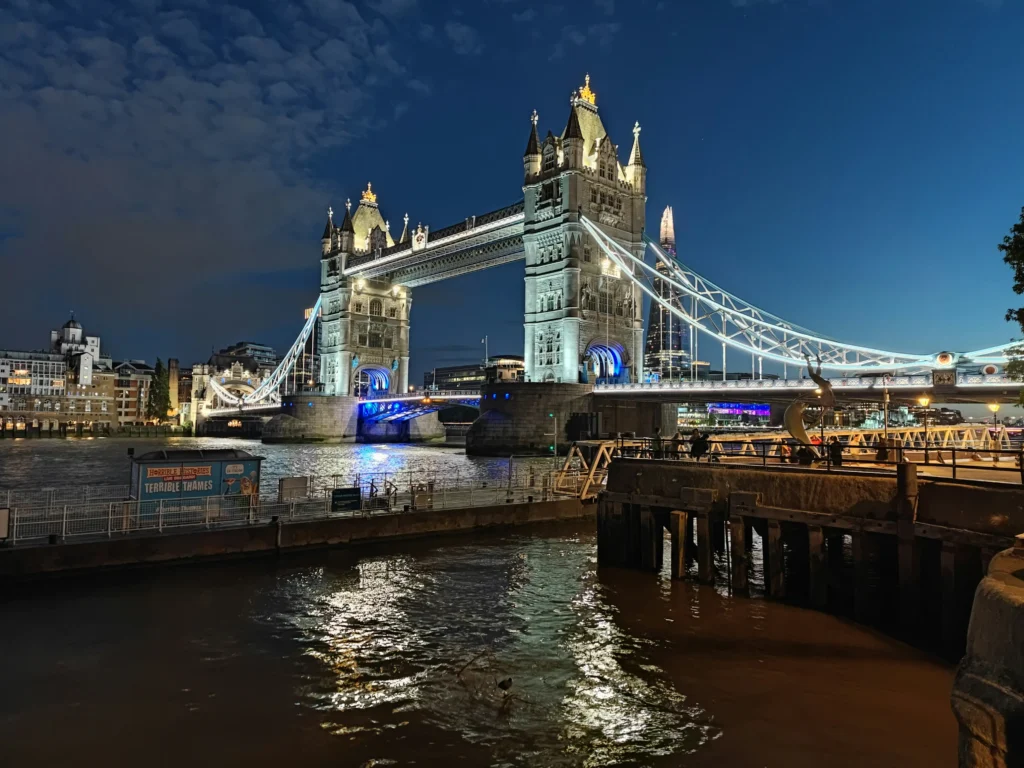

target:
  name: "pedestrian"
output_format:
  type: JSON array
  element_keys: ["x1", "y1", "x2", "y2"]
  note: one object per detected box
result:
[
  {"x1": 779, "y1": 442, "x2": 790, "y2": 463},
  {"x1": 828, "y1": 436, "x2": 843, "y2": 467},
  {"x1": 797, "y1": 445, "x2": 815, "y2": 466},
  {"x1": 651, "y1": 427, "x2": 663, "y2": 459},
  {"x1": 670, "y1": 430, "x2": 684, "y2": 459},
  {"x1": 691, "y1": 431, "x2": 709, "y2": 463}
]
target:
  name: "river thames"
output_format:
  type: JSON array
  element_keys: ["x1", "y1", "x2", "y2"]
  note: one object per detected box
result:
[{"x1": 0, "y1": 438, "x2": 956, "y2": 766}]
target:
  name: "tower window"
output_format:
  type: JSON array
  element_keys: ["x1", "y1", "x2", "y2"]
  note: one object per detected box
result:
[
  {"x1": 369, "y1": 299, "x2": 383, "y2": 317},
  {"x1": 387, "y1": 306, "x2": 397, "y2": 318}
]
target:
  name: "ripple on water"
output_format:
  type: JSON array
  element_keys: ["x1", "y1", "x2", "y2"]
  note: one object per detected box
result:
[{"x1": 251, "y1": 533, "x2": 718, "y2": 767}]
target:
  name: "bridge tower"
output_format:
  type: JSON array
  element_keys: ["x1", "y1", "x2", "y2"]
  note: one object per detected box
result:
[
  {"x1": 318, "y1": 186, "x2": 411, "y2": 398},
  {"x1": 522, "y1": 74, "x2": 646, "y2": 384}
]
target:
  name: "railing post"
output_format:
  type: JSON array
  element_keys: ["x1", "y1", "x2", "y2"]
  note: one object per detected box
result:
[
  {"x1": 11, "y1": 507, "x2": 17, "y2": 544},
  {"x1": 61, "y1": 505, "x2": 68, "y2": 540},
  {"x1": 158, "y1": 500, "x2": 163, "y2": 532},
  {"x1": 205, "y1": 497, "x2": 211, "y2": 528},
  {"x1": 1019, "y1": 450, "x2": 1023, "y2": 486},
  {"x1": 108, "y1": 502, "x2": 113, "y2": 538}
]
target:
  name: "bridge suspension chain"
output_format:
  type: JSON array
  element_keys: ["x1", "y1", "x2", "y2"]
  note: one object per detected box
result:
[{"x1": 580, "y1": 216, "x2": 1014, "y2": 372}]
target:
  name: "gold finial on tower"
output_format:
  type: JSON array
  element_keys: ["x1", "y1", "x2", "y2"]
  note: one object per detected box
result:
[
  {"x1": 361, "y1": 182, "x2": 377, "y2": 205},
  {"x1": 578, "y1": 73, "x2": 596, "y2": 106}
]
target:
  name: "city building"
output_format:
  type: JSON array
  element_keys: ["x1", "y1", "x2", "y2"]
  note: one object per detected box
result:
[
  {"x1": 424, "y1": 355, "x2": 524, "y2": 391},
  {"x1": 676, "y1": 401, "x2": 772, "y2": 428},
  {"x1": 114, "y1": 360, "x2": 154, "y2": 425},
  {"x1": 644, "y1": 207, "x2": 691, "y2": 381},
  {"x1": 0, "y1": 314, "x2": 118, "y2": 427},
  {"x1": 217, "y1": 341, "x2": 278, "y2": 374}
]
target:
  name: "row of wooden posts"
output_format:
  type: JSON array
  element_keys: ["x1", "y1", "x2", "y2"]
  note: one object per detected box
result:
[{"x1": 596, "y1": 464, "x2": 1001, "y2": 657}]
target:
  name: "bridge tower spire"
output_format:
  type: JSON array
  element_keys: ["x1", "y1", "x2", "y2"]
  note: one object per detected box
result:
[{"x1": 521, "y1": 73, "x2": 646, "y2": 385}]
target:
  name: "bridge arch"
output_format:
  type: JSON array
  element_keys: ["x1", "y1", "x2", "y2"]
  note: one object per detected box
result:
[
  {"x1": 353, "y1": 365, "x2": 392, "y2": 397},
  {"x1": 583, "y1": 341, "x2": 629, "y2": 385}
]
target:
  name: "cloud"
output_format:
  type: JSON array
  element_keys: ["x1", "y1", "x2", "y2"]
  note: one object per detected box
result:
[
  {"x1": 0, "y1": 0, "x2": 414, "y2": 360},
  {"x1": 549, "y1": 22, "x2": 622, "y2": 59},
  {"x1": 595, "y1": 0, "x2": 615, "y2": 14},
  {"x1": 407, "y1": 77, "x2": 431, "y2": 95},
  {"x1": 444, "y1": 21, "x2": 482, "y2": 55},
  {"x1": 513, "y1": 8, "x2": 537, "y2": 22}
]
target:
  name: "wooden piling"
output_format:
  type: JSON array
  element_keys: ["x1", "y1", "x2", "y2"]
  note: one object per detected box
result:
[
  {"x1": 729, "y1": 517, "x2": 749, "y2": 595},
  {"x1": 808, "y1": 525, "x2": 827, "y2": 608},
  {"x1": 639, "y1": 506, "x2": 657, "y2": 572},
  {"x1": 766, "y1": 519, "x2": 784, "y2": 598},
  {"x1": 896, "y1": 464, "x2": 920, "y2": 635},
  {"x1": 853, "y1": 532, "x2": 882, "y2": 625},
  {"x1": 697, "y1": 512, "x2": 714, "y2": 585},
  {"x1": 670, "y1": 511, "x2": 689, "y2": 580}
]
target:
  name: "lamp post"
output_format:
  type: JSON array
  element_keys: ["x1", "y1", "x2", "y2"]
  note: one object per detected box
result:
[
  {"x1": 988, "y1": 403, "x2": 1001, "y2": 446},
  {"x1": 918, "y1": 395, "x2": 930, "y2": 464}
]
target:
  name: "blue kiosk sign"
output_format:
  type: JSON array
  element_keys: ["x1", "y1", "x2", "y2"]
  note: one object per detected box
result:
[{"x1": 130, "y1": 449, "x2": 263, "y2": 503}]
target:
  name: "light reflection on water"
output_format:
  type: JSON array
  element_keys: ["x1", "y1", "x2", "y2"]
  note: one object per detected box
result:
[
  {"x1": 0, "y1": 436, "x2": 556, "y2": 490},
  {"x1": 259, "y1": 533, "x2": 716, "y2": 767}
]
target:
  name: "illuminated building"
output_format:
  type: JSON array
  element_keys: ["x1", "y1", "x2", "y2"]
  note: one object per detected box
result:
[
  {"x1": 644, "y1": 207, "x2": 691, "y2": 381},
  {"x1": 522, "y1": 74, "x2": 646, "y2": 384},
  {"x1": 217, "y1": 341, "x2": 278, "y2": 374},
  {"x1": 676, "y1": 401, "x2": 772, "y2": 427},
  {"x1": 318, "y1": 185, "x2": 412, "y2": 397},
  {"x1": 424, "y1": 355, "x2": 524, "y2": 391},
  {"x1": 114, "y1": 360, "x2": 154, "y2": 425}
]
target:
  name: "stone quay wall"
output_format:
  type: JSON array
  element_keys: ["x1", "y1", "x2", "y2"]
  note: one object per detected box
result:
[
  {"x1": 0, "y1": 498, "x2": 590, "y2": 578},
  {"x1": 262, "y1": 394, "x2": 359, "y2": 443}
]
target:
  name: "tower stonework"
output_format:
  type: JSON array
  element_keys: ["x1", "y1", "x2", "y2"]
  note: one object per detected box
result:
[
  {"x1": 522, "y1": 75, "x2": 646, "y2": 385},
  {"x1": 318, "y1": 185, "x2": 411, "y2": 399}
]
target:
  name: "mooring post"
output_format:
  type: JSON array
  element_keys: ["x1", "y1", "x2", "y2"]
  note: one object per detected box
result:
[
  {"x1": 895, "y1": 463, "x2": 920, "y2": 635},
  {"x1": 808, "y1": 525, "x2": 827, "y2": 608},
  {"x1": 728, "y1": 492, "x2": 758, "y2": 595},
  {"x1": 697, "y1": 512, "x2": 714, "y2": 585},
  {"x1": 670, "y1": 510, "x2": 689, "y2": 580},
  {"x1": 729, "y1": 517, "x2": 749, "y2": 595},
  {"x1": 639, "y1": 505, "x2": 658, "y2": 572},
  {"x1": 766, "y1": 519, "x2": 785, "y2": 598}
]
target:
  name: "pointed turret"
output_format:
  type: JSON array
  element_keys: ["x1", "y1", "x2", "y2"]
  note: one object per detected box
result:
[
  {"x1": 321, "y1": 206, "x2": 334, "y2": 256},
  {"x1": 399, "y1": 213, "x2": 410, "y2": 244},
  {"x1": 562, "y1": 104, "x2": 584, "y2": 169},
  {"x1": 564, "y1": 104, "x2": 584, "y2": 141},
  {"x1": 338, "y1": 198, "x2": 355, "y2": 253},
  {"x1": 626, "y1": 121, "x2": 647, "y2": 191},
  {"x1": 524, "y1": 110, "x2": 542, "y2": 182}
]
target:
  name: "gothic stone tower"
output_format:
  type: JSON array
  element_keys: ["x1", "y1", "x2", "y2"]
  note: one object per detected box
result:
[
  {"x1": 522, "y1": 75, "x2": 646, "y2": 384},
  {"x1": 318, "y1": 185, "x2": 411, "y2": 398}
]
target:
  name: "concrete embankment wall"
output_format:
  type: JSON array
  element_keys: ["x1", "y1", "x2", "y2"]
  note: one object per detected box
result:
[
  {"x1": 606, "y1": 459, "x2": 1024, "y2": 537},
  {"x1": 0, "y1": 498, "x2": 590, "y2": 578}
]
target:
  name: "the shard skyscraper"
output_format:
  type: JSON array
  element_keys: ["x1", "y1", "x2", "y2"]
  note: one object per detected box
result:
[{"x1": 643, "y1": 206, "x2": 691, "y2": 380}]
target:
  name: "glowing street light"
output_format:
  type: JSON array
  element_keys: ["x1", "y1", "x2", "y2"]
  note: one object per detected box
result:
[
  {"x1": 988, "y1": 402, "x2": 1001, "y2": 431},
  {"x1": 918, "y1": 395, "x2": 930, "y2": 464}
]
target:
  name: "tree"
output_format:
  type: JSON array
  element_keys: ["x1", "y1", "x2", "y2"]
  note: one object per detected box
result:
[
  {"x1": 1000, "y1": 206, "x2": 1024, "y2": 390},
  {"x1": 146, "y1": 358, "x2": 171, "y2": 422}
]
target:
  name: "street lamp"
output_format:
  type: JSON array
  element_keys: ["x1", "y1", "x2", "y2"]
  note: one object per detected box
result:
[
  {"x1": 988, "y1": 402, "x2": 1001, "y2": 435},
  {"x1": 918, "y1": 395, "x2": 930, "y2": 464}
]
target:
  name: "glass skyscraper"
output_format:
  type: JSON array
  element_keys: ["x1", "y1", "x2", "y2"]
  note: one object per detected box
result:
[{"x1": 643, "y1": 206, "x2": 691, "y2": 380}]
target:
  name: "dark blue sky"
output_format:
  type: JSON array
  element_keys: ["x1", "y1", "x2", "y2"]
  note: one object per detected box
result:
[{"x1": 1, "y1": 0, "x2": 1023, "y2": 386}]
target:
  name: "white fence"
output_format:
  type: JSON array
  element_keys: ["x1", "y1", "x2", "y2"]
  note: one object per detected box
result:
[{"x1": 1, "y1": 473, "x2": 571, "y2": 546}]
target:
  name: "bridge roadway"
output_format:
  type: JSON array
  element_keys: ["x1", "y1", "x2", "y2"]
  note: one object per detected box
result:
[
  {"x1": 356, "y1": 371, "x2": 1023, "y2": 411},
  {"x1": 344, "y1": 201, "x2": 525, "y2": 287}
]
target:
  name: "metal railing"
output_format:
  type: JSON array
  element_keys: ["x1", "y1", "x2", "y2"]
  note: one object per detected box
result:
[
  {"x1": 1, "y1": 484, "x2": 131, "y2": 510},
  {"x1": 1, "y1": 473, "x2": 571, "y2": 546},
  {"x1": 614, "y1": 437, "x2": 1024, "y2": 484}
]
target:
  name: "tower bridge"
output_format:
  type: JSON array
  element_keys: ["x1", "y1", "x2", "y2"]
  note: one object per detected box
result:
[{"x1": 196, "y1": 74, "x2": 1021, "y2": 450}]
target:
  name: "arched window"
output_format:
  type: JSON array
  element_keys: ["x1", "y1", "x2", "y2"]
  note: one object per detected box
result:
[
  {"x1": 369, "y1": 299, "x2": 383, "y2": 316},
  {"x1": 556, "y1": 294, "x2": 562, "y2": 310},
  {"x1": 546, "y1": 296, "x2": 554, "y2": 312},
  {"x1": 387, "y1": 306, "x2": 397, "y2": 318}
]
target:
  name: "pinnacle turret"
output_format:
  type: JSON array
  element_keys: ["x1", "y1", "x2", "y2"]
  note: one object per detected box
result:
[
  {"x1": 628, "y1": 121, "x2": 645, "y2": 169},
  {"x1": 524, "y1": 109, "x2": 541, "y2": 157}
]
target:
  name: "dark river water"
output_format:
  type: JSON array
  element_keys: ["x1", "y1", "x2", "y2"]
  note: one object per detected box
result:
[{"x1": 0, "y1": 439, "x2": 956, "y2": 766}]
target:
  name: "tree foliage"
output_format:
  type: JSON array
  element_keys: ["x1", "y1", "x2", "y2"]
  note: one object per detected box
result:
[
  {"x1": 146, "y1": 358, "x2": 171, "y2": 422},
  {"x1": 999, "y1": 206, "x2": 1024, "y2": 389}
]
